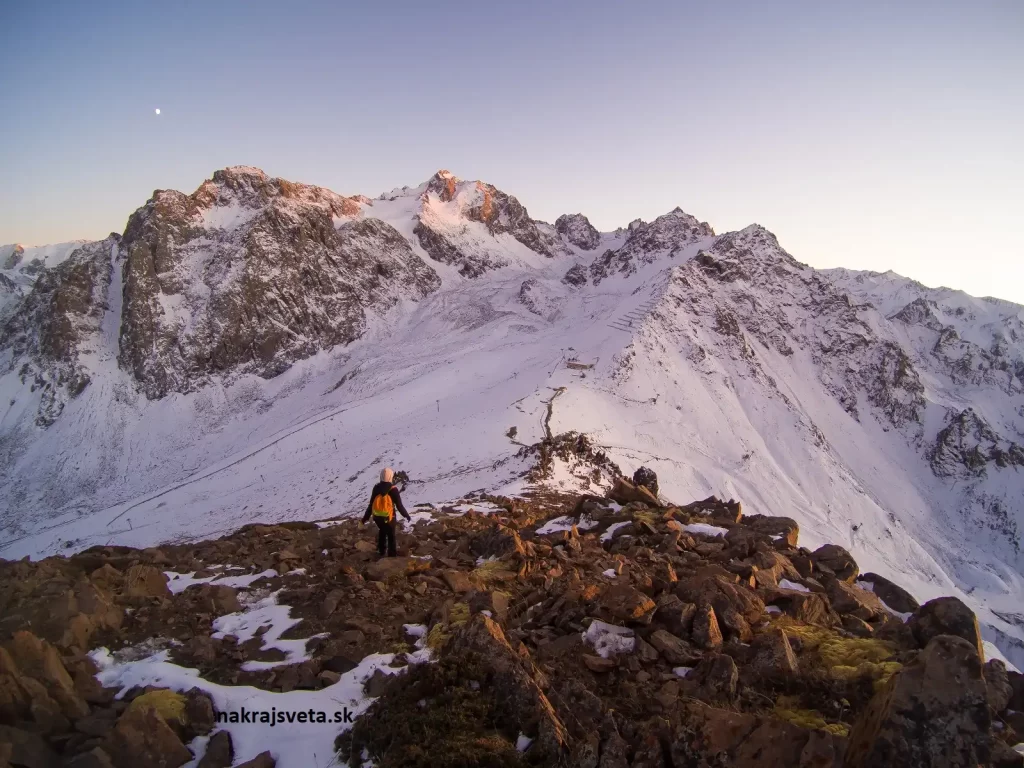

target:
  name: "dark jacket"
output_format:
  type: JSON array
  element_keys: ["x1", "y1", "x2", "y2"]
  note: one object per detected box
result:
[{"x1": 362, "y1": 481, "x2": 410, "y2": 522}]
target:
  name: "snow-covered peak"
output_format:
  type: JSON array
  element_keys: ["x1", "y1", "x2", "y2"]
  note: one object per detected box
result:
[
  {"x1": 554, "y1": 213, "x2": 600, "y2": 251},
  {"x1": 0, "y1": 240, "x2": 93, "y2": 326}
]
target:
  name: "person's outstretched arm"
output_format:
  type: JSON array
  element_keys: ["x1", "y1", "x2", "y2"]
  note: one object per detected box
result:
[
  {"x1": 389, "y1": 486, "x2": 411, "y2": 521},
  {"x1": 362, "y1": 491, "x2": 375, "y2": 523}
]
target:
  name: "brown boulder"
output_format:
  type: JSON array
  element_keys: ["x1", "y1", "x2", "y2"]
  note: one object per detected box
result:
[
  {"x1": 744, "y1": 514, "x2": 800, "y2": 547},
  {"x1": 845, "y1": 634, "x2": 992, "y2": 768},
  {"x1": 858, "y1": 573, "x2": 919, "y2": 613},
  {"x1": 599, "y1": 584, "x2": 656, "y2": 625},
  {"x1": 810, "y1": 544, "x2": 858, "y2": 582},
  {"x1": 783, "y1": 591, "x2": 841, "y2": 627},
  {"x1": 648, "y1": 630, "x2": 703, "y2": 666},
  {"x1": 122, "y1": 565, "x2": 171, "y2": 598},
  {"x1": 654, "y1": 594, "x2": 696, "y2": 637},
  {"x1": 5, "y1": 631, "x2": 89, "y2": 719},
  {"x1": 826, "y1": 578, "x2": 887, "y2": 621},
  {"x1": 749, "y1": 628, "x2": 798, "y2": 675},
  {"x1": 447, "y1": 615, "x2": 569, "y2": 762},
  {"x1": 440, "y1": 570, "x2": 473, "y2": 594},
  {"x1": 676, "y1": 574, "x2": 765, "y2": 642},
  {"x1": 691, "y1": 602, "x2": 723, "y2": 650},
  {"x1": 104, "y1": 705, "x2": 192, "y2": 768},
  {"x1": 608, "y1": 478, "x2": 661, "y2": 508},
  {"x1": 669, "y1": 699, "x2": 843, "y2": 767},
  {"x1": 197, "y1": 730, "x2": 233, "y2": 768},
  {"x1": 0, "y1": 725, "x2": 61, "y2": 768},
  {"x1": 983, "y1": 659, "x2": 1012, "y2": 713},
  {"x1": 907, "y1": 597, "x2": 984, "y2": 660},
  {"x1": 194, "y1": 585, "x2": 241, "y2": 615},
  {"x1": 692, "y1": 653, "x2": 739, "y2": 701},
  {"x1": 469, "y1": 525, "x2": 526, "y2": 560},
  {"x1": 583, "y1": 654, "x2": 617, "y2": 673}
]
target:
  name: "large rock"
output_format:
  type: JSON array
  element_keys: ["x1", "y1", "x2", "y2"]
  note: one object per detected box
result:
[
  {"x1": 669, "y1": 699, "x2": 843, "y2": 767},
  {"x1": 676, "y1": 574, "x2": 765, "y2": 642},
  {"x1": 608, "y1": 478, "x2": 661, "y2": 508},
  {"x1": 743, "y1": 515, "x2": 800, "y2": 548},
  {"x1": 446, "y1": 616, "x2": 569, "y2": 762},
  {"x1": 691, "y1": 602, "x2": 723, "y2": 650},
  {"x1": 749, "y1": 628, "x2": 798, "y2": 676},
  {"x1": 5, "y1": 631, "x2": 89, "y2": 719},
  {"x1": 469, "y1": 524, "x2": 525, "y2": 560},
  {"x1": 104, "y1": 706, "x2": 192, "y2": 768},
  {"x1": 825, "y1": 578, "x2": 888, "y2": 621},
  {"x1": 691, "y1": 653, "x2": 739, "y2": 702},
  {"x1": 599, "y1": 584, "x2": 657, "y2": 625},
  {"x1": 845, "y1": 634, "x2": 993, "y2": 768},
  {"x1": 0, "y1": 724, "x2": 61, "y2": 768},
  {"x1": 648, "y1": 630, "x2": 702, "y2": 666},
  {"x1": 631, "y1": 467, "x2": 659, "y2": 497},
  {"x1": 197, "y1": 730, "x2": 233, "y2": 768},
  {"x1": 858, "y1": 573, "x2": 919, "y2": 613},
  {"x1": 122, "y1": 565, "x2": 171, "y2": 599},
  {"x1": 983, "y1": 659, "x2": 1012, "y2": 713},
  {"x1": 810, "y1": 544, "x2": 859, "y2": 582},
  {"x1": 908, "y1": 597, "x2": 984, "y2": 660}
]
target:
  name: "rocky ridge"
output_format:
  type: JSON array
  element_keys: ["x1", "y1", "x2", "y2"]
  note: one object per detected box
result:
[{"x1": 1, "y1": 463, "x2": 1021, "y2": 767}]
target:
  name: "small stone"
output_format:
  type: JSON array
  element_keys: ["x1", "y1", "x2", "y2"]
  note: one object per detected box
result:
[
  {"x1": 583, "y1": 654, "x2": 617, "y2": 673},
  {"x1": 197, "y1": 730, "x2": 233, "y2": 768}
]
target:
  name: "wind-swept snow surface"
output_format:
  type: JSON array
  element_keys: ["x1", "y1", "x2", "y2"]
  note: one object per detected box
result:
[{"x1": 1, "y1": 168, "x2": 1022, "y2": 667}]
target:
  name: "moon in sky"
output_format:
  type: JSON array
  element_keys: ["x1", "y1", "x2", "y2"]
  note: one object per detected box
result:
[{"x1": 155, "y1": 108, "x2": 161, "y2": 115}]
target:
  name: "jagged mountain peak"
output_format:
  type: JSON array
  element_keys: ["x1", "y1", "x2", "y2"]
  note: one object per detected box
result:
[{"x1": 554, "y1": 213, "x2": 600, "y2": 251}]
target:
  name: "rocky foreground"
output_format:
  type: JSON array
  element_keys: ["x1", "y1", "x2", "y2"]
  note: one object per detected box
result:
[{"x1": 1, "y1": 476, "x2": 1023, "y2": 768}]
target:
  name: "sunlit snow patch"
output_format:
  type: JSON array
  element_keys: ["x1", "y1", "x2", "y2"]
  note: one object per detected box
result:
[
  {"x1": 582, "y1": 620, "x2": 635, "y2": 658},
  {"x1": 536, "y1": 515, "x2": 599, "y2": 535},
  {"x1": 600, "y1": 521, "x2": 632, "y2": 543},
  {"x1": 779, "y1": 579, "x2": 811, "y2": 593},
  {"x1": 684, "y1": 523, "x2": 729, "y2": 538}
]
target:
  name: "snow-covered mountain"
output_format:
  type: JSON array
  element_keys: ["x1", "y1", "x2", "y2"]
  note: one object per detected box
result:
[{"x1": 1, "y1": 167, "x2": 1022, "y2": 668}]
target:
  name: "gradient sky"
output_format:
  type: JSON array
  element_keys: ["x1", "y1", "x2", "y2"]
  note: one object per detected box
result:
[{"x1": 2, "y1": 0, "x2": 1022, "y2": 303}]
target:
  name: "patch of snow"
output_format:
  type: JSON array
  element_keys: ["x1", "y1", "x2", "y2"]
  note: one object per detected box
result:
[
  {"x1": 211, "y1": 590, "x2": 326, "y2": 671},
  {"x1": 602, "y1": 568, "x2": 617, "y2": 578},
  {"x1": 766, "y1": 605, "x2": 782, "y2": 614},
  {"x1": 165, "y1": 569, "x2": 278, "y2": 595},
  {"x1": 684, "y1": 523, "x2": 729, "y2": 538},
  {"x1": 582, "y1": 620, "x2": 635, "y2": 659},
  {"x1": 779, "y1": 579, "x2": 811, "y2": 593},
  {"x1": 516, "y1": 733, "x2": 533, "y2": 752},
  {"x1": 673, "y1": 666, "x2": 693, "y2": 678},
  {"x1": 90, "y1": 646, "x2": 400, "y2": 768},
  {"x1": 600, "y1": 521, "x2": 632, "y2": 543}
]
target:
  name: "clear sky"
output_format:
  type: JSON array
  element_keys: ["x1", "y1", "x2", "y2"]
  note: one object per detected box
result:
[{"x1": 2, "y1": 0, "x2": 1022, "y2": 303}]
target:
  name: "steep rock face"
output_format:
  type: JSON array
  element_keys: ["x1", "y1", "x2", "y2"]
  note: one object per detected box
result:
[
  {"x1": 0, "y1": 241, "x2": 90, "y2": 326},
  {"x1": 413, "y1": 171, "x2": 557, "y2": 277},
  {"x1": 0, "y1": 237, "x2": 118, "y2": 425},
  {"x1": 659, "y1": 225, "x2": 926, "y2": 433},
  {"x1": 590, "y1": 207, "x2": 714, "y2": 283},
  {"x1": 929, "y1": 408, "x2": 1024, "y2": 478},
  {"x1": 555, "y1": 213, "x2": 601, "y2": 250},
  {"x1": 118, "y1": 167, "x2": 438, "y2": 398}
]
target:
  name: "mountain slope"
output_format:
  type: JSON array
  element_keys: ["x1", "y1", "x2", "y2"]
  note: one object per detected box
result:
[{"x1": 1, "y1": 167, "x2": 1022, "y2": 669}]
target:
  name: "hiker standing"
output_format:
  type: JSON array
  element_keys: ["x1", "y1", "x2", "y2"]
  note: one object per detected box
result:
[{"x1": 362, "y1": 468, "x2": 410, "y2": 557}]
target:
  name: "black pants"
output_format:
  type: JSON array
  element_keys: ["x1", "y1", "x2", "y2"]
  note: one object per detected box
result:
[{"x1": 374, "y1": 517, "x2": 397, "y2": 556}]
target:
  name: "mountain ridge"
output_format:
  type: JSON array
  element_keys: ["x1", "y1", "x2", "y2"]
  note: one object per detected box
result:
[{"x1": 1, "y1": 165, "x2": 1022, "y2": 672}]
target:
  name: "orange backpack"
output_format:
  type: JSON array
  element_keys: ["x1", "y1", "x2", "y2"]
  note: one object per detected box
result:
[{"x1": 371, "y1": 487, "x2": 395, "y2": 522}]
